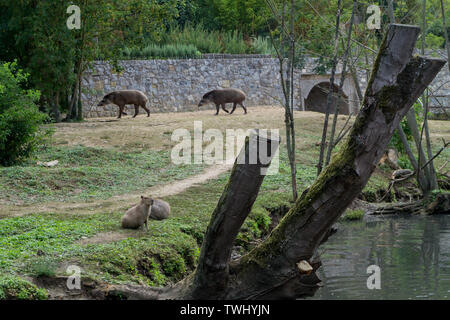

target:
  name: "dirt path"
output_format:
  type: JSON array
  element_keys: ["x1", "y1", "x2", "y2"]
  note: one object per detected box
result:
[{"x1": 0, "y1": 163, "x2": 232, "y2": 219}]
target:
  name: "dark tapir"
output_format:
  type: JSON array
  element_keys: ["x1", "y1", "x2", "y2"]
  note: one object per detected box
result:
[
  {"x1": 98, "y1": 90, "x2": 150, "y2": 119},
  {"x1": 198, "y1": 88, "x2": 247, "y2": 115}
]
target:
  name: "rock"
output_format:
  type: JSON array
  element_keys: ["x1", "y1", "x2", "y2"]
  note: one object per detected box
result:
[
  {"x1": 379, "y1": 148, "x2": 400, "y2": 169},
  {"x1": 37, "y1": 160, "x2": 59, "y2": 167}
]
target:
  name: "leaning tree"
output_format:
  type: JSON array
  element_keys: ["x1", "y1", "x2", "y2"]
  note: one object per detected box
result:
[{"x1": 101, "y1": 24, "x2": 444, "y2": 300}]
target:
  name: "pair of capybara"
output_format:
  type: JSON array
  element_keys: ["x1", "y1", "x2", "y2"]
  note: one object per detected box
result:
[
  {"x1": 97, "y1": 88, "x2": 247, "y2": 118},
  {"x1": 121, "y1": 196, "x2": 170, "y2": 230}
]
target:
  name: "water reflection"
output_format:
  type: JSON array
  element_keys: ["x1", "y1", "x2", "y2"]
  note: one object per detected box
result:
[{"x1": 307, "y1": 215, "x2": 450, "y2": 300}]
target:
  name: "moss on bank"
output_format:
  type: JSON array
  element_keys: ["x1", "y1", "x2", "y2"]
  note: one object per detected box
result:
[{"x1": 0, "y1": 276, "x2": 48, "y2": 300}]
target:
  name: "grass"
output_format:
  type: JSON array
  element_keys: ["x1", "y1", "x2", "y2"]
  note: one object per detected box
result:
[
  {"x1": 0, "y1": 275, "x2": 48, "y2": 300},
  {"x1": 119, "y1": 24, "x2": 275, "y2": 60},
  {"x1": 0, "y1": 145, "x2": 206, "y2": 205},
  {"x1": 340, "y1": 209, "x2": 365, "y2": 221},
  {"x1": 0, "y1": 107, "x2": 448, "y2": 298}
]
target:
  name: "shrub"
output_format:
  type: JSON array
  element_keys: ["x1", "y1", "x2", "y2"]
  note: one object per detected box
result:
[
  {"x1": 0, "y1": 276, "x2": 48, "y2": 300},
  {"x1": 26, "y1": 256, "x2": 59, "y2": 277},
  {"x1": 121, "y1": 43, "x2": 201, "y2": 59},
  {"x1": 120, "y1": 24, "x2": 274, "y2": 59},
  {"x1": 0, "y1": 61, "x2": 51, "y2": 166}
]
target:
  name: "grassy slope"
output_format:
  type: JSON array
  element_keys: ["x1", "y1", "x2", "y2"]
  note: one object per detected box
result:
[{"x1": 0, "y1": 107, "x2": 448, "y2": 298}]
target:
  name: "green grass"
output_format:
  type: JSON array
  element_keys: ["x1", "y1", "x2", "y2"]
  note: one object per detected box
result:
[
  {"x1": 340, "y1": 209, "x2": 365, "y2": 221},
  {"x1": 0, "y1": 145, "x2": 206, "y2": 204},
  {"x1": 0, "y1": 275, "x2": 48, "y2": 300}
]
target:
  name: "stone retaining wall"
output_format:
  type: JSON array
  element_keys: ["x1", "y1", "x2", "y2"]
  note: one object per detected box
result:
[
  {"x1": 81, "y1": 58, "x2": 294, "y2": 118},
  {"x1": 81, "y1": 53, "x2": 448, "y2": 118}
]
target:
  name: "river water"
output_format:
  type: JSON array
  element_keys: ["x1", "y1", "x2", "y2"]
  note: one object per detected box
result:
[{"x1": 307, "y1": 214, "x2": 450, "y2": 300}]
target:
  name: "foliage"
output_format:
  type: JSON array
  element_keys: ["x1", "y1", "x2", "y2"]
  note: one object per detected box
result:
[
  {"x1": 0, "y1": 0, "x2": 180, "y2": 121},
  {"x1": 389, "y1": 102, "x2": 423, "y2": 153},
  {"x1": 0, "y1": 61, "x2": 50, "y2": 166},
  {"x1": 340, "y1": 208, "x2": 365, "y2": 221},
  {"x1": 121, "y1": 44, "x2": 201, "y2": 59},
  {"x1": 161, "y1": 24, "x2": 274, "y2": 55},
  {"x1": 0, "y1": 276, "x2": 48, "y2": 300}
]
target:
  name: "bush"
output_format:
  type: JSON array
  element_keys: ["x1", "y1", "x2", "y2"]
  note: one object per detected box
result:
[
  {"x1": 25, "y1": 256, "x2": 59, "y2": 277},
  {"x1": 120, "y1": 24, "x2": 275, "y2": 60},
  {"x1": 0, "y1": 276, "x2": 48, "y2": 300},
  {"x1": 341, "y1": 209, "x2": 365, "y2": 221},
  {"x1": 0, "y1": 61, "x2": 50, "y2": 166}
]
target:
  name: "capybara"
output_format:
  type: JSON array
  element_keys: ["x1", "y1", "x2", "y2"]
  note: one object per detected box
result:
[
  {"x1": 98, "y1": 90, "x2": 150, "y2": 119},
  {"x1": 121, "y1": 196, "x2": 153, "y2": 230},
  {"x1": 198, "y1": 88, "x2": 247, "y2": 115},
  {"x1": 149, "y1": 199, "x2": 170, "y2": 221}
]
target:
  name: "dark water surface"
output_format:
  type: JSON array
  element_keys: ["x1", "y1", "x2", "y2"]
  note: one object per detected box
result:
[{"x1": 307, "y1": 214, "x2": 450, "y2": 300}]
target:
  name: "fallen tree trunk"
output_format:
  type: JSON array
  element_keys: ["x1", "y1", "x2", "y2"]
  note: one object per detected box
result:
[
  {"x1": 371, "y1": 193, "x2": 450, "y2": 215},
  {"x1": 104, "y1": 24, "x2": 444, "y2": 300}
]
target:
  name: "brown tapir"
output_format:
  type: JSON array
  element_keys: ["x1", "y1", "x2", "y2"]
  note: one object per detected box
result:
[
  {"x1": 97, "y1": 90, "x2": 150, "y2": 119},
  {"x1": 198, "y1": 88, "x2": 247, "y2": 115}
]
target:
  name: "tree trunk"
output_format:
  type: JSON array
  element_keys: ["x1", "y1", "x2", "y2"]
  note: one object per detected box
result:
[
  {"x1": 51, "y1": 91, "x2": 61, "y2": 123},
  {"x1": 104, "y1": 24, "x2": 444, "y2": 300},
  {"x1": 387, "y1": 0, "x2": 395, "y2": 23},
  {"x1": 317, "y1": 0, "x2": 342, "y2": 175},
  {"x1": 419, "y1": 0, "x2": 439, "y2": 192},
  {"x1": 266, "y1": 0, "x2": 298, "y2": 201},
  {"x1": 387, "y1": 1, "x2": 434, "y2": 194},
  {"x1": 325, "y1": 0, "x2": 357, "y2": 166},
  {"x1": 441, "y1": 0, "x2": 450, "y2": 73},
  {"x1": 77, "y1": 74, "x2": 83, "y2": 121},
  {"x1": 396, "y1": 124, "x2": 430, "y2": 191}
]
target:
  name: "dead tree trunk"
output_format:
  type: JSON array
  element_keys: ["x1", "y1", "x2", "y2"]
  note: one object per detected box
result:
[{"x1": 105, "y1": 24, "x2": 444, "y2": 300}]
